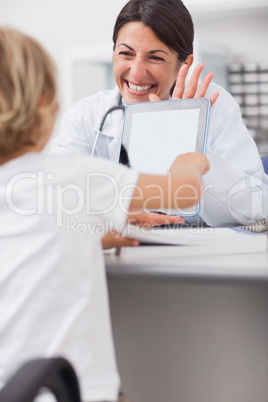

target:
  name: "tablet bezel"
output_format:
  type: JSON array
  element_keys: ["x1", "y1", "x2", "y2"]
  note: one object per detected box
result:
[{"x1": 120, "y1": 97, "x2": 211, "y2": 217}]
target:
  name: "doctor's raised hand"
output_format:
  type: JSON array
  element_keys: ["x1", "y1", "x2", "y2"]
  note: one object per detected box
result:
[{"x1": 149, "y1": 63, "x2": 220, "y2": 105}]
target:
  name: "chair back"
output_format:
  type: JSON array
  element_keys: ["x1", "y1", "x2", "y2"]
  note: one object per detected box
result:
[{"x1": 0, "y1": 357, "x2": 81, "y2": 402}]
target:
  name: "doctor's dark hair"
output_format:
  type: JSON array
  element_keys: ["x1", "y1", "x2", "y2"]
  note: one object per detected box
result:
[
  {"x1": 112, "y1": 0, "x2": 194, "y2": 63},
  {"x1": 0, "y1": 27, "x2": 58, "y2": 156}
]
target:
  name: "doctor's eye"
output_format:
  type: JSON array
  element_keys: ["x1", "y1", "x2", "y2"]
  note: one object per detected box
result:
[
  {"x1": 149, "y1": 56, "x2": 165, "y2": 62},
  {"x1": 119, "y1": 51, "x2": 133, "y2": 57}
]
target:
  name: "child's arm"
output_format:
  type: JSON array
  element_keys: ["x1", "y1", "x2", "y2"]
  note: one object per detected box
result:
[
  {"x1": 130, "y1": 152, "x2": 209, "y2": 210},
  {"x1": 102, "y1": 152, "x2": 209, "y2": 249}
]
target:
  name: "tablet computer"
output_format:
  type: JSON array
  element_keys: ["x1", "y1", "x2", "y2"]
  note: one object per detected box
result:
[{"x1": 120, "y1": 97, "x2": 210, "y2": 217}]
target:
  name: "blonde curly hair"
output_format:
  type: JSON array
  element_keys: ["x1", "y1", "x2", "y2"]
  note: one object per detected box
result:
[{"x1": 0, "y1": 27, "x2": 58, "y2": 156}]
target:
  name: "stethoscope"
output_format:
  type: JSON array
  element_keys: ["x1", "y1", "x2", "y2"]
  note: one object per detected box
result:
[{"x1": 91, "y1": 94, "x2": 125, "y2": 157}]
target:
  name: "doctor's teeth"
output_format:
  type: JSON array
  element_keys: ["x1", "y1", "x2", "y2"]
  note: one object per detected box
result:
[{"x1": 128, "y1": 83, "x2": 152, "y2": 92}]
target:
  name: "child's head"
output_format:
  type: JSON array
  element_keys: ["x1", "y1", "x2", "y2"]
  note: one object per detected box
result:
[{"x1": 0, "y1": 27, "x2": 58, "y2": 158}]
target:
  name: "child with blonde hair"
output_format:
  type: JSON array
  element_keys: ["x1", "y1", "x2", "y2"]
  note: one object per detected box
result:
[{"x1": 0, "y1": 27, "x2": 209, "y2": 402}]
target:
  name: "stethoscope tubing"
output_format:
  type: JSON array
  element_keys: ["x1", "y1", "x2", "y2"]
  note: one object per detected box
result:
[{"x1": 91, "y1": 95, "x2": 124, "y2": 157}]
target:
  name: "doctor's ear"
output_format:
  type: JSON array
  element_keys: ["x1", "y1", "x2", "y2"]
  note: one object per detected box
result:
[{"x1": 183, "y1": 54, "x2": 194, "y2": 69}]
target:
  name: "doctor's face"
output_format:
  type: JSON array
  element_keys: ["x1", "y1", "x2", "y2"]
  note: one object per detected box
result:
[{"x1": 113, "y1": 22, "x2": 181, "y2": 105}]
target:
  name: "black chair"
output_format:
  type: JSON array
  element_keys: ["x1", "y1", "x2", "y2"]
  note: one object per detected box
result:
[{"x1": 0, "y1": 357, "x2": 81, "y2": 402}]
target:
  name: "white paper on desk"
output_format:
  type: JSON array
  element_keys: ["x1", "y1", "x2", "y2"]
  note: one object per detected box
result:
[{"x1": 119, "y1": 224, "x2": 268, "y2": 258}]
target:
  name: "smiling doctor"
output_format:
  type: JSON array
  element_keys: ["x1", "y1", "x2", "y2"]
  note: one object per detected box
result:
[{"x1": 52, "y1": 0, "x2": 268, "y2": 229}]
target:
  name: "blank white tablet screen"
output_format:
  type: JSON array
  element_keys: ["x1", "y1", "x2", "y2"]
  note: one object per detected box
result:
[{"x1": 128, "y1": 108, "x2": 200, "y2": 174}]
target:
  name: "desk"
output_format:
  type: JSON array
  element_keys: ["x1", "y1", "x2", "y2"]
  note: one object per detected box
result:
[
  {"x1": 105, "y1": 248, "x2": 268, "y2": 402},
  {"x1": 106, "y1": 249, "x2": 268, "y2": 283}
]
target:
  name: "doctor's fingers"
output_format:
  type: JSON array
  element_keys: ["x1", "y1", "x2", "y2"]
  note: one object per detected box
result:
[
  {"x1": 128, "y1": 209, "x2": 184, "y2": 227},
  {"x1": 150, "y1": 64, "x2": 219, "y2": 105},
  {"x1": 170, "y1": 63, "x2": 189, "y2": 100},
  {"x1": 149, "y1": 64, "x2": 189, "y2": 102},
  {"x1": 193, "y1": 71, "x2": 220, "y2": 106},
  {"x1": 149, "y1": 213, "x2": 185, "y2": 227},
  {"x1": 172, "y1": 63, "x2": 205, "y2": 101},
  {"x1": 182, "y1": 63, "x2": 205, "y2": 100},
  {"x1": 172, "y1": 64, "x2": 217, "y2": 103},
  {"x1": 208, "y1": 91, "x2": 220, "y2": 107},
  {"x1": 102, "y1": 231, "x2": 139, "y2": 249}
]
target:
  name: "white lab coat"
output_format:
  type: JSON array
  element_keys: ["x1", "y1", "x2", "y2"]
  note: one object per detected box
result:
[{"x1": 52, "y1": 84, "x2": 268, "y2": 226}]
